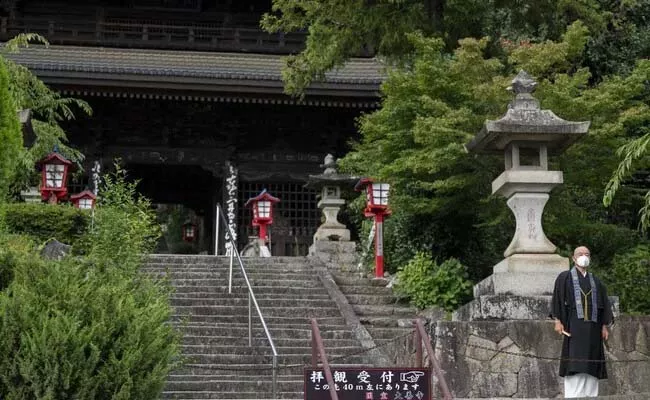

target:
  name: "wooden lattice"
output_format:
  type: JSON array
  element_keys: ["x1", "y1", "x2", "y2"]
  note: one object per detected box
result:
[{"x1": 238, "y1": 182, "x2": 319, "y2": 256}]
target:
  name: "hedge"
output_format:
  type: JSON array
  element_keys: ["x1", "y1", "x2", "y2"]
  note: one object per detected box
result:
[{"x1": 0, "y1": 203, "x2": 90, "y2": 246}]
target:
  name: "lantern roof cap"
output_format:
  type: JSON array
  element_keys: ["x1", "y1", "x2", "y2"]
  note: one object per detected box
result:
[
  {"x1": 70, "y1": 190, "x2": 96, "y2": 201},
  {"x1": 37, "y1": 150, "x2": 73, "y2": 166},
  {"x1": 466, "y1": 70, "x2": 590, "y2": 155},
  {"x1": 305, "y1": 154, "x2": 359, "y2": 190},
  {"x1": 244, "y1": 189, "x2": 280, "y2": 207},
  {"x1": 354, "y1": 177, "x2": 375, "y2": 191}
]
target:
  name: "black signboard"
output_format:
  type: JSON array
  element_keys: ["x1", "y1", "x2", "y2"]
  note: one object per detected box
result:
[{"x1": 304, "y1": 368, "x2": 431, "y2": 400}]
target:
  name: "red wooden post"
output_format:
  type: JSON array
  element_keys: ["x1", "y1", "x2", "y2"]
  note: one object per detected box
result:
[
  {"x1": 374, "y1": 213, "x2": 384, "y2": 278},
  {"x1": 310, "y1": 319, "x2": 339, "y2": 400},
  {"x1": 414, "y1": 320, "x2": 453, "y2": 400},
  {"x1": 414, "y1": 323, "x2": 423, "y2": 368},
  {"x1": 259, "y1": 223, "x2": 268, "y2": 243}
]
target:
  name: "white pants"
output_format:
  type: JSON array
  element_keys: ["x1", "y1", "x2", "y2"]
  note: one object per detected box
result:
[{"x1": 564, "y1": 373, "x2": 599, "y2": 398}]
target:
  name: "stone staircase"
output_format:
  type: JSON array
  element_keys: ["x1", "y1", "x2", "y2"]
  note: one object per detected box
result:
[
  {"x1": 142, "y1": 255, "x2": 371, "y2": 400},
  {"x1": 331, "y1": 271, "x2": 423, "y2": 363}
]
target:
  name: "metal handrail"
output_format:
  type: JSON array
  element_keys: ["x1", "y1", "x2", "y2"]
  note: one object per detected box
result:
[
  {"x1": 215, "y1": 204, "x2": 279, "y2": 399},
  {"x1": 414, "y1": 319, "x2": 453, "y2": 400},
  {"x1": 310, "y1": 319, "x2": 339, "y2": 400}
]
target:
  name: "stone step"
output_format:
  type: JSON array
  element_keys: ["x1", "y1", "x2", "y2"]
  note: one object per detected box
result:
[
  {"x1": 171, "y1": 305, "x2": 342, "y2": 317},
  {"x1": 175, "y1": 363, "x2": 368, "y2": 377},
  {"x1": 147, "y1": 255, "x2": 310, "y2": 265},
  {"x1": 366, "y1": 326, "x2": 413, "y2": 340},
  {"x1": 170, "y1": 315, "x2": 347, "y2": 325},
  {"x1": 171, "y1": 292, "x2": 332, "y2": 300},
  {"x1": 175, "y1": 324, "x2": 355, "y2": 340},
  {"x1": 164, "y1": 278, "x2": 322, "y2": 288},
  {"x1": 332, "y1": 275, "x2": 389, "y2": 287},
  {"x1": 352, "y1": 304, "x2": 418, "y2": 317},
  {"x1": 344, "y1": 294, "x2": 398, "y2": 305},
  {"x1": 172, "y1": 285, "x2": 329, "y2": 296},
  {"x1": 143, "y1": 269, "x2": 317, "y2": 279},
  {"x1": 337, "y1": 285, "x2": 393, "y2": 295},
  {"x1": 170, "y1": 297, "x2": 337, "y2": 308},
  {"x1": 181, "y1": 335, "x2": 360, "y2": 347},
  {"x1": 181, "y1": 353, "x2": 368, "y2": 365},
  {"x1": 179, "y1": 344, "x2": 362, "y2": 355},
  {"x1": 161, "y1": 390, "x2": 302, "y2": 399},
  {"x1": 358, "y1": 316, "x2": 403, "y2": 327},
  {"x1": 164, "y1": 378, "x2": 302, "y2": 393}
]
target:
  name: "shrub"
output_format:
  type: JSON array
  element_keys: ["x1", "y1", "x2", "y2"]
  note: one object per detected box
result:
[
  {"x1": 601, "y1": 244, "x2": 650, "y2": 314},
  {"x1": 395, "y1": 252, "x2": 473, "y2": 311},
  {"x1": 0, "y1": 203, "x2": 90, "y2": 245},
  {"x1": 78, "y1": 163, "x2": 161, "y2": 270},
  {"x1": 0, "y1": 163, "x2": 179, "y2": 399},
  {"x1": 0, "y1": 250, "x2": 180, "y2": 399},
  {"x1": 0, "y1": 233, "x2": 34, "y2": 291}
]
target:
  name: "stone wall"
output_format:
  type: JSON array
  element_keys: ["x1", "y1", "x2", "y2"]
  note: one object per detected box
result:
[{"x1": 427, "y1": 317, "x2": 650, "y2": 398}]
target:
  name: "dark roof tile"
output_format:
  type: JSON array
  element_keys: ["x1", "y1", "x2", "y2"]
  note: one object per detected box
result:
[{"x1": 5, "y1": 45, "x2": 385, "y2": 85}]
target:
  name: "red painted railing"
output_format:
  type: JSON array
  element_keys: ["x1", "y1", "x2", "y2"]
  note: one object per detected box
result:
[
  {"x1": 414, "y1": 319, "x2": 453, "y2": 400},
  {"x1": 310, "y1": 318, "x2": 340, "y2": 400}
]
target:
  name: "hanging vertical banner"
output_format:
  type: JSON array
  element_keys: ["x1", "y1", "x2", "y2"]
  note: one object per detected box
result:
[
  {"x1": 91, "y1": 160, "x2": 101, "y2": 196},
  {"x1": 304, "y1": 368, "x2": 431, "y2": 400},
  {"x1": 224, "y1": 161, "x2": 238, "y2": 255}
]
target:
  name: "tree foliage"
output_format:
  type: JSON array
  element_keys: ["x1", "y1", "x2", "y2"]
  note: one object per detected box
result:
[
  {"x1": 1, "y1": 34, "x2": 91, "y2": 197},
  {"x1": 263, "y1": 0, "x2": 650, "y2": 95},
  {"x1": 0, "y1": 57, "x2": 22, "y2": 201}
]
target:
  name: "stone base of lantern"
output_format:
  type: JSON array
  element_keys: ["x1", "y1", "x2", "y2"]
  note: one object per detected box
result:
[
  {"x1": 453, "y1": 294, "x2": 556, "y2": 321},
  {"x1": 241, "y1": 236, "x2": 271, "y2": 257},
  {"x1": 309, "y1": 240, "x2": 358, "y2": 271},
  {"x1": 453, "y1": 253, "x2": 570, "y2": 321}
]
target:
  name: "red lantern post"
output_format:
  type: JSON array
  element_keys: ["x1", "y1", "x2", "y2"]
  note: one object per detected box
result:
[
  {"x1": 70, "y1": 190, "x2": 97, "y2": 210},
  {"x1": 244, "y1": 189, "x2": 280, "y2": 244},
  {"x1": 36, "y1": 150, "x2": 72, "y2": 204},
  {"x1": 355, "y1": 178, "x2": 391, "y2": 278}
]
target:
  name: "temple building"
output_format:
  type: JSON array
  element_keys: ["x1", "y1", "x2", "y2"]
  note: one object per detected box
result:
[{"x1": 1, "y1": 0, "x2": 383, "y2": 255}]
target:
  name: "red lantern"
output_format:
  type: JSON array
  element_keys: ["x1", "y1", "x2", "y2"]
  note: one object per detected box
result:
[
  {"x1": 244, "y1": 189, "x2": 280, "y2": 243},
  {"x1": 36, "y1": 151, "x2": 72, "y2": 204},
  {"x1": 182, "y1": 222, "x2": 197, "y2": 242},
  {"x1": 70, "y1": 190, "x2": 97, "y2": 210},
  {"x1": 355, "y1": 178, "x2": 391, "y2": 278}
]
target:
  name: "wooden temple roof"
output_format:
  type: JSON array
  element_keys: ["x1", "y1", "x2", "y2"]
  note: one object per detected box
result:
[{"x1": 5, "y1": 45, "x2": 384, "y2": 106}]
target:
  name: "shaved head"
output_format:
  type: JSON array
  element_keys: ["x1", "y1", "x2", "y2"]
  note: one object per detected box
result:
[{"x1": 573, "y1": 246, "x2": 590, "y2": 258}]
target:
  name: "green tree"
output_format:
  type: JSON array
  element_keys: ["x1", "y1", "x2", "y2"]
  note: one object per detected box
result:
[
  {"x1": 0, "y1": 58, "x2": 23, "y2": 200},
  {"x1": 1, "y1": 34, "x2": 90, "y2": 197},
  {"x1": 262, "y1": 0, "x2": 650, "y2": 95},
  {"x1": 342, "y1": 24, "x2": 646, "y2": 276}
]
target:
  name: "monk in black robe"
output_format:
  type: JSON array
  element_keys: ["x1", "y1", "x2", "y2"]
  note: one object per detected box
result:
[{"x1": 550, "y1": 246, "x2": 613, "y2": 398}]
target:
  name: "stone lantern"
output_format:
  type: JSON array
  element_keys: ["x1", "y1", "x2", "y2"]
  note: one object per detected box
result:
[
  {"x1": 456, "y1": 71, "x2": 590, "y2": 320},
  {"x1": 305, "y1": 154, "x2": 358, "y2": 270},
  {"x1": 305, "y1": 154, "x2": 357, "y2": 242}
]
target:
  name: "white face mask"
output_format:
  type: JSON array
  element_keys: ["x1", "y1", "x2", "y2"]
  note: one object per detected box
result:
[{"x1": 576, "y1": 255, "x2": 590, "y2": 268}]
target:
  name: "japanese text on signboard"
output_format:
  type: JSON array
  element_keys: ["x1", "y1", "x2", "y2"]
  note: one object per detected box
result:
[{"x1": 304, "y1": 368, "x2": 431, "y2": 400}]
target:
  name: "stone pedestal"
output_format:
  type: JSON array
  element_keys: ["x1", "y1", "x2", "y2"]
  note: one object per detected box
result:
[
  {"x1": 309, "y1": 240, "x2": 358, "y2": 271},
  {"x1": 313, "y1": 197, "x2": 350, "y2": 241},
  {"x1": 454, "y1": 254, "x2": 570, "y2": 321},
  {"x1": 492, "y1": 170, "x2": 563, "y2": 257},
  {"x1": 241, "y1": 236, "x2": 271, "y2": 257},
  {"x1": 20, "y1": 187, "x2": 41, "y2": 203}
]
